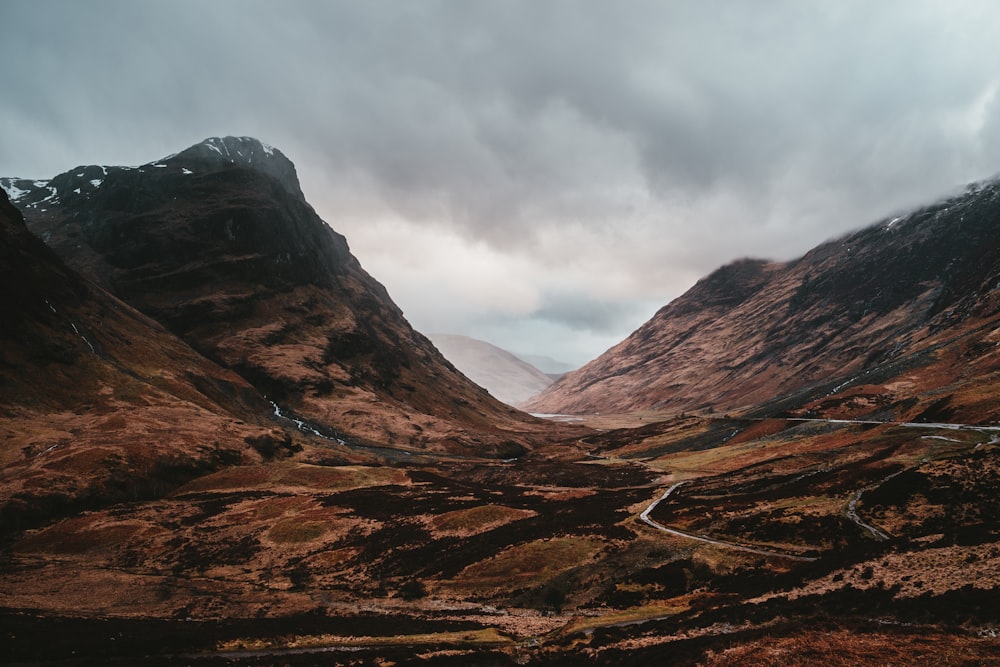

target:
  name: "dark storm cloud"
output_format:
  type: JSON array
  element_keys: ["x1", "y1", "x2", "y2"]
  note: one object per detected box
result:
[
  {"x1": 4, "y1": 1, "x2": 998, "y2": 234},
  {"x1": 2, "y1": 0, "x2": 999, "y2": 364}
]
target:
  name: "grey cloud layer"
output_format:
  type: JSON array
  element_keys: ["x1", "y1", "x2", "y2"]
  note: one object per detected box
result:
[{"x1": 2, "y1": 0, "x2": 999, "y2": 363}]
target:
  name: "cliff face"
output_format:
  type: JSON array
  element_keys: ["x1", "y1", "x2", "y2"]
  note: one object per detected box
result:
[
  {"x1": 4, "y1": 137, "x2": 545, "y2": 457},
  {"x1": 525, "y1": 180, "x2": 1000, "y2": 423}
]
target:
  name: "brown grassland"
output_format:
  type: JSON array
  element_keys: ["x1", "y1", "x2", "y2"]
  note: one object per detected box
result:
[{"x1": 3, "y1": 411, "x2": 999, "y2": 665}]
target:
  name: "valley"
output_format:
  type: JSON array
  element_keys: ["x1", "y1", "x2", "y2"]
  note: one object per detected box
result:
[
  {"x1": 1, "y1": 138, "x2": 998, "y2": 665},
  {"x1": 3, "y1": 409, "x2": 998, "y2": 665}
]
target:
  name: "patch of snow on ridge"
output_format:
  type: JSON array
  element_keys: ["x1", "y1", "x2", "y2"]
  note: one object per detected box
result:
[
  {"x1": 181, "y1": 168, "x2": 193, "y2": 175},
  {"x1": 0, "y1": 179, "x2": 29, "y2": 201},
  {"x1": 89, "y1": 179, "x2": 103, "y2": 188}
]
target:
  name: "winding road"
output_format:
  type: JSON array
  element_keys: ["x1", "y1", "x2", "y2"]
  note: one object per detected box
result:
[
  {"x1": 844, "y1": 469, "x2": 906, "y2": 541},
  {"x1": 635, "y1": 417, "x2": 998, "y2": 557},
  {"x1": 639, "y1": 481, "x2": 818, "y2": 562}
]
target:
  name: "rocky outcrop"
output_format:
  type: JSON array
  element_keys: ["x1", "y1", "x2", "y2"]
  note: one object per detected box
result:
[
  {"x1": 171, "y1": 136, "x2": 305, "y2": 200},
  {"x1": 525, "y1": 180, "x2": 1000, "y2": 423}
]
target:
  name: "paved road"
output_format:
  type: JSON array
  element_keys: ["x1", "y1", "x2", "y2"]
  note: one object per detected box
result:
[
  {"x1": 639, "y1": 481, "x2": 818, "y2": 562},
  {"x1": 784, "y1": 416, "x2": 1000, "y2": 432},
  {"x1": 844, "y1": 469, "x2": 906, "y2": 541}
]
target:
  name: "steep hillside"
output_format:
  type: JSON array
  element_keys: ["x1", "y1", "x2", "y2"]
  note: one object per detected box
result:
[
  {"x1": 4, "y1": 137, "x2": 547, "y2": 457},
  {"x1": 0, "y1": 189, "x2": 292, "y2": 532},
  {"x1": 526, "y1": 180, "x2": 1000, "y2": 422},
  {"x1": 427, "y1": 334, "x2": 553, "y2": 406}
]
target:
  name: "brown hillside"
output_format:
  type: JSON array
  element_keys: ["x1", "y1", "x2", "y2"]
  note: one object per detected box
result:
[
  {"x1": 0, "y1": 188, "x2": 290, "y2": 532},
  {"x1": 525, "y1": 181, "x2": 1000, "y2": 423}
]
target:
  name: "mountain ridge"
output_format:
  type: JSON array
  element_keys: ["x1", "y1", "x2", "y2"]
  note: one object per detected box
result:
[
  {"x1": 4, "y1": 137, "x2": 556, "y2": 458},
  {"x1": 525, "y1": 177, "x2": 1000, "y2": 423}
]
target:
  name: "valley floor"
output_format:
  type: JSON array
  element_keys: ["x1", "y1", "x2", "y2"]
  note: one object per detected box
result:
[{"x1": 3, "y1": 413, "x2": 1000, "y2": 665}]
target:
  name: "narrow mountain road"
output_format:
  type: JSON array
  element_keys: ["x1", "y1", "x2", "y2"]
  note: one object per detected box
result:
[
  {"x1": 783, "y1": 417, "x2": 1000, "y2": 432},
  {"x1": 640, "y1": 482, "x2": 818, "y2": 562},
  {"x1": 608, "y1": 415, "x2": 998, "y2": 564},
  {"x1": 845, "y1": 469, "x2": 906, "y2": 541}
]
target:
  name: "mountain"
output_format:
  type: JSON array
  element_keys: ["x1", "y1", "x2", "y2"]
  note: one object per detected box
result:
[
  {"x1": 3, "y1": 146, "x2": 998, "y2": 665},
  {"x1": 2, "y1": 136, "x2": 546, "y2": 458},
  {"x1": 426, "y1": 334, "x2": 553, "y2": 406},
  {"x1": 518, "y1": 353, "x2": 576, "y2": 378},
  {"x1": 525, "y1": 179, "x2": 1000, "y2": 423},
  {"x1": 0, "y1": 187, "x2": 292, "y2": 531}
]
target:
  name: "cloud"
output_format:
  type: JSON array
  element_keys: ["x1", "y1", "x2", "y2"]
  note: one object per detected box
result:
[{"x1": 2, "y1": 0, "x2": 1000, "y2": 365}]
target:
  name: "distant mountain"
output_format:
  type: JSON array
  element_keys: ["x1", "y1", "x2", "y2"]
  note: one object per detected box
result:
[
  {"x1": 2, "y1": 136, "x2": 547, "y2": 458},
  {"x1": 427, "y1": 334, "x2": 553, "y2": 406},
  {"x1": 517, "y1": 353, "x2": 577, "y2": 378},
  {"x1": 525, "y1": 179, "x2": 1000, "y2": 424}
]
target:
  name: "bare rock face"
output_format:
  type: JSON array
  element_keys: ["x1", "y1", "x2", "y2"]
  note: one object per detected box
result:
[
  {"x1": 525, "y1": 180, "x2": 1000, "y2": 423},
  {"x1": 171, "y1": 136, "x2": 305, "y2": 201},
  {"x1": 5, "y1": 138, "x2": 545, "y2": 457},
  {"x1": 427, "y1": 334, "x2": 553, "y2": 407}
]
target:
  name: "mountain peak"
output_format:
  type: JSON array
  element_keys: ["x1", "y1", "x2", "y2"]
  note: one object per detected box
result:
[
  {"x1": 427, "y1": 333, "x2": 554, "y2": 406},
  {"x1": 169, "y1": 136, "x2": 304, "y2": 200}
]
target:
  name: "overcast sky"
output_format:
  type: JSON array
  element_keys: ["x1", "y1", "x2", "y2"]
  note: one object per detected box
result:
[{"x1": 3, "y1": 1, "x2": 999, "y2": 367}]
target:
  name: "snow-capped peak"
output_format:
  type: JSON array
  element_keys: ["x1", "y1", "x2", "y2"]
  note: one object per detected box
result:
[{"x1": 170, "y1": 136, "x2": 304, "y2": 200}]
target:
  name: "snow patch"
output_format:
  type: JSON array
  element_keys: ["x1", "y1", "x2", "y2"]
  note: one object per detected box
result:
[
  {"x1": 89, "y1": 179, "x2": 103, "y2": 188},
  {"x1": 0, "y1": 179, "x2": 29, "y2": 201},
  {"x1": 181, "y1": 168, "x2": 193, "y2": 175}
]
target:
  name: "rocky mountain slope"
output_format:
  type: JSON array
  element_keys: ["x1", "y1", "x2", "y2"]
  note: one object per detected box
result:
[
  {"x1": 3, "y1": 137, "x2": 548, "y2": 458},
  {"x1": 427, "y1": 334, "x2": 553, "y2": 406},
  {"x1": 525, "y1": 179, "x2": 1000, "y2": 423},
  {"x1": 0, "y1": 188, "x2": 292, "y2": 532}
]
